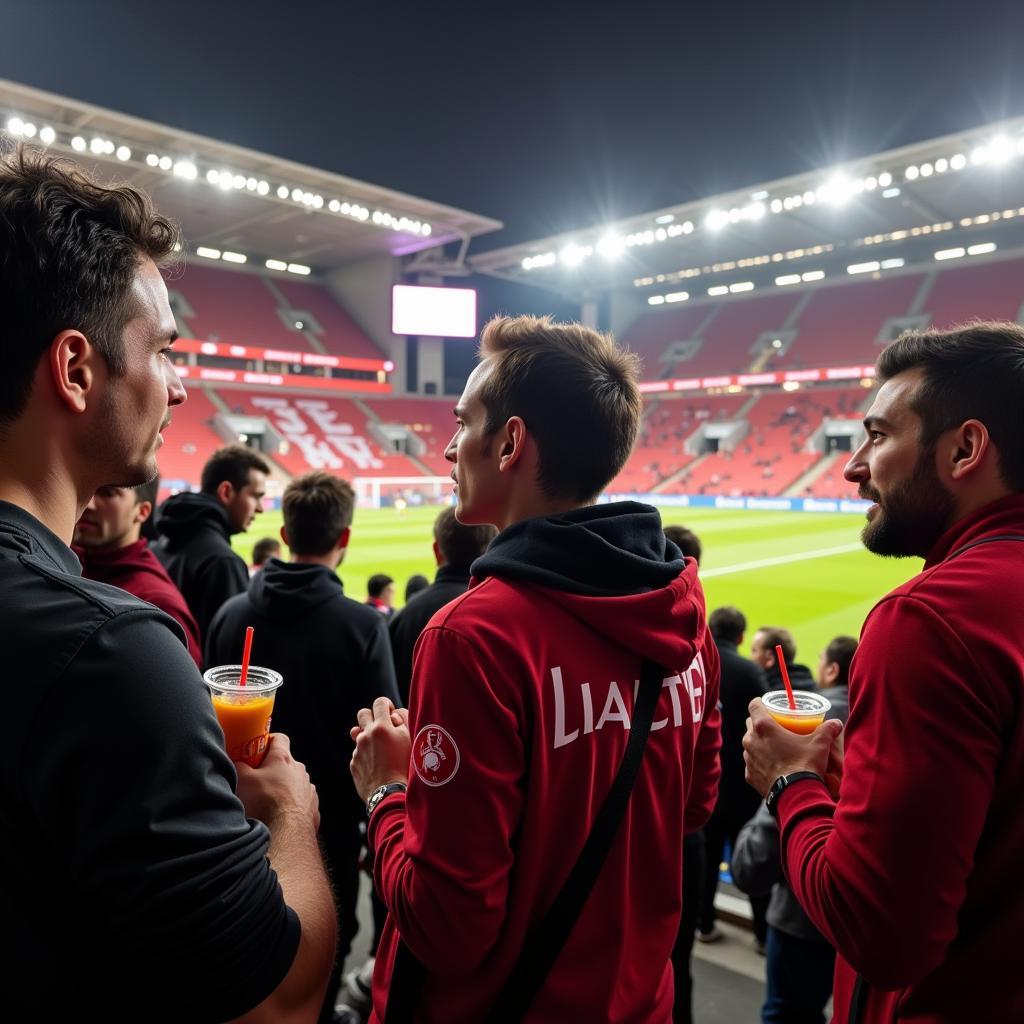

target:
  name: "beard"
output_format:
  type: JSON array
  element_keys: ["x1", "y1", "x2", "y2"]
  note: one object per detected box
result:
[{"x1": 860, "y1": 451, "x2": 956, "y2": 558}]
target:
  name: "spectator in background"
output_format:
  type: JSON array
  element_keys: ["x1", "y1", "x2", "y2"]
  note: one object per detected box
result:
[
  {"x1": 664, "y1": 523, "x2": 702, "y2": 565},
  {"x1": 388, "y1": 507, "x2": 496, "y2": 703},
  {"x1": 697, "y1": 606, "x2": 770, "y2": 950},
  {"x1": 664, "y1": 524, "x2": 706, "y2": 1024},
  {"x1": 250, "y1": 536, "x2": 281, "y2": 576},
  {"x1": 732, "y1": 635, "x2": 856, "y2": 1024},
  {"x1": 404, "y1": 573, "x2": 430, "y2": 603},
  {"x1": 74, "y1": 478, "x2": 202, "y2": 667},
  {"x1": 206, "y1": 471, "x2": 399, "y2": 1023},
  {"x1": 751, "y1": 626, "x2": 815, "y2": 692},
  {"x1": 365, "y1": 573, "x2": 395, "y2": 618},
  {"x1": 155, "y1": 444, "x2": 269, "y2": 637}
]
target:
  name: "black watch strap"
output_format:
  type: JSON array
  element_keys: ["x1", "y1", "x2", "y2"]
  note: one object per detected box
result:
[
  {"x1": 367, "y1": 782, "x2": 407, "y2": 818},
  {"x1": 765, "y1": 771, "x2": 823, "y2": 818}
]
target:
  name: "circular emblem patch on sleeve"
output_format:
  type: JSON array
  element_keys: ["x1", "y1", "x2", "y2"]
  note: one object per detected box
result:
[{"x1": 413, "y1": 724, "x2": 461, "y2": 787}]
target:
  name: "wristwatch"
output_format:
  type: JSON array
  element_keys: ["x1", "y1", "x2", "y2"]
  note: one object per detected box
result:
[
  {"x1": 366, "y1": 782, "x2": 407, "y2": 818},
  {"x1": 765, "y1": 771, "x2": 823, "y2": 818}
]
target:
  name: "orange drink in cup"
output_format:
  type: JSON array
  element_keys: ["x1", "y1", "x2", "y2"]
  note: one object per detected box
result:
[
  {"x1": 761, "y1": 690, "x2": 831, "y2": 735},
  {"x1": 204, "y1": 664, "x2": 283, "y2": 767}
]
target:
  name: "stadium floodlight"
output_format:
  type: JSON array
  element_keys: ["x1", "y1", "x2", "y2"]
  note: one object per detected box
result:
[
  {"x1": 775, "y1": 274, "x2": 801, "y2": 286},
  {"x1": 771, "y1": 338, "x2": 783, "y2": 349},
  {"x1": 971, "y1": 145, "x2": 988, "y2": 165},
  {"x1": 950, "y1": 153, "x2": 967, "y2": 170},
  {"x1": 5, "y1": 116, "x2": 24, "y2": 135},
  {"x1": 257, "y1": 180, "x2": 270, "y2": 195},
  {"x1": 882, "y1": 187, "x2": 901, "y2": 198},
  {"x1": 987, "y1": 135, "x2": 1013, "y2": 164},
  {"x1": 665, "y1": 291, "x2": 689, "y2": 302},
  {"x1": 20, "y1": 122, "x2": 36, "y2": 138},
  {"x1": 820, "y1": 175, "x2": 853, "y2": 204},
  {"x1": 967, "y1": 242, "x2": 997, "y2": 256},
  {"x1": 265, "y1": 259, "x2": 288, "y2": 271},
  {"x1": 744, "y1": 202, "x2": 766, "y2": 220},
  {"x1": 920, "y1": 162, "x2": 934, "y2": 177},
  {"x1": 729, "y1": 281, "x2": 755, "y2": 293},
  {"x1": 596, "y1": 232, "x2": 626, "y2": 259},
  {"x1": 39, "y1": 125, "x2": 56, "y2": 145},
  {"x1": 559, "y1": 242, "x2": 590, "y2": 268},
  {"x1": 707, "y1": 285, "x2": 729, "y2": 296},
  {"x1": 246, "y1": 177, "x2": 257, "y2": 191},
  {"x1": 877, "y1": 171, "x2": 893, "y2": 187},
  {"x1": 276, "y1": 185, "x2": 289, "y2": 199},
  {"x1": 422, "y1": 224, "x2": 432, "y2": 236},
  {"x1": 864, "y1": 176, "x2": 878, "y2": 191},
  {"x1": 934, "y1": 157, "x2": 949, "y2": 173},
  {"x1": 173, "y1": 161, "x2": 198, "y2": 180},
  {"x1": 196, "y1": 246, "x2": 222, "y2": 260},
  {"x1": 287, "y1": 263, "x2": 311, "y2": 275},
  {"x1": 312, "y1": 195, "x2": 324, "y2": 209},
  {"x1": 221, "y1": 251, "x2": 247, "y2": 264},
  {"x1": 291, "y1": 188, "x2": 303, "y2": 202},
  {"x1": 705, "y1": 209, "x2": 729, "y2": 231},
  {"x1": 655, "y1": 214, "x2": 675, "y2": 224},
  {"x1": 905, "y1": 165, "x2": 920, "y2": 181},
  {"x1": 206, "y1": 169, "x2": 219, "y2": 184},
  {"x1": 802, "y1": 190, "x2": 816, "y2": 205},
  {"x1": 116, "y1": 145, "x2": 131, "y2": 161},
  {"x1": 90, "y1": 137, "x2": 105, "y2": 154},
  {"x1": 158, "y1": 156, "x2": 172, "y2": 170},
  {"x1": 782, "y1": 380, "x2": 801, "y2": 392},
  {"x1": 770, "y1": 198, "x2": 783, "y2": 213},
  {"x1": 328, "y1": 199, "x2": 341, "y2": 212},
  {"x1": 145, "y1": 152, "x2": 159, "y2": 165},
  {"x1": 655, "y1": 227, "x2": 667, "y2": 241},
  {"x1": 880, "y1": 258, "x2": 905, "y2": 269},
  {"x1": 801, "y1": 270, "x2": 825, "y2": 282},
  {"x1": 847, "y1": 261, "x2": 880, "y2": 275},
  {"x1": 934, "y1": 247, "x2": 966, "y2": 261},
  {"x1": 647, "y1": 295, "x2": 665, "y2": 306},
  {"x1": 681, "y1": 220, "x2": 693, "y2": 234}
]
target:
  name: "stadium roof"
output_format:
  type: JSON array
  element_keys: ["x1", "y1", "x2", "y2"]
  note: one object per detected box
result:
[
  {"x1": 470, "y1": 114, "x2": 1024, "y2": 301},
  {"x1": 0, "y1": 78, "x2": 502, "y2": 274}
]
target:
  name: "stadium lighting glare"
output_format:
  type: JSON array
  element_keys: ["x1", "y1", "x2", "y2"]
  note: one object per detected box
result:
[
  {"x1": 287, "y1": 263, "x2": 311, "y2": 276},
  {"x1": 328, "y1": 199, "x2": 341, "y2": 212},
  {"x1": 173, "y1": 161, "x2": 198, "y2": 180},
  {"x1": 383, "y1": 360, "x2": 395, "y2": 373},
  {"x1": 707, "y1": 285, "x2": 729, "y2": 296},
  {"x1": 950, "y1": 153, "x2": 967, "y2": 170},
  {"x1": 967, "y1": 242, "x2": 997, "y2": 255},
  {"x1": 5, "y1": 116, "x2": 24, "y2": 135},
  {"x1": 522, "y1": 252, "x2": 556, "y2": 271},
  {"x1": 655, "y1": 214, "x2": 675, "y2": 224},
  {"x1": 257, "y1": 180, "x2": 270, "y2": 195},
  {"x1": 246, "y1": 177, "x2": 257, "y2": 191},
  {"x1": 115, "y1": 145, "x2": 131, "y2": 161},
  {"x1": 559, "y1": 242, "x2": 590, "y2": 268},
  {"x1": 782, "y1": 381, "x2": 801, "y2": 392},
  {"x1": 705, "y1": 209, "x2": 729, "y2": 231},
  {"x1": 880, "y1": 258, "x2": 905, "y2": 269},
  {"x1": 882, "y1": 187, "x2": 901, "y2": 198},
  {"x1": 801, "y1": 270, "x2": 825, "y2": 282},
  {"x1": 276, "y1": 185, "x2": 289, "y2": 199},
  {"x1": 221, "y1": 251, "x2": 247, "y2": 264},
  {"x1": 729, "y1": 281, "x2": 755, "y2": 293},
  {"x1": 145, "y1": 152, "x2": 159, "y2": 165},
  {"x1": 596, "y1": 232, "x2": 626, "y2": 259},
  {"x1": 905, "y1": 165, "x2": 920, "y2": 181},
  {"x1": 771, "y1": 338, "x2": 783, "y2": 349},
  {"x1": 39, "y1": 125, "x2": 56, "y2": 145},
  {"x1": 196, "y1": 246, "x2": 222, "y2": 260},
  {"x1": 820, "y1": 175, "x2": 854, "y2": 204},
  {"x1": 847, "y1": 261, "x2": 880, "y2": 275},
  {"x1": 877, "y1": 171, "x2": 893, "y2": 187},
  {"x1": 745, "y1": 202, "x2": 766, "y2": 220},
  {"x1": 934, "y1": 157, "x2": 949, "y2": 173},
  {"x1": 665, "y1": 291, "x2": 689, "y2": 303},
  {"x1": 802, "y1": 190, "x2": 817, "y2": 206},
  {"x1": 864, "y1": 176, "x2": 878, "y2": 191},
  {"x1": 206, "y1": 169, "x2": 219, "y2": 184},
  {"x1": 971, "y1": 145, "x2": 988, "y2": 165},
  {"x1": 987, "y1": 135, "x2": 1013, "y2": 164},
  {"x1": 158, "y1": 156, "x2": 172, "y2": 171},
  {"x1": 919, "y1": 162, "x2": 934, "y2": 177},
  {"x1": 291, "y1": 188, "x2": 303, "y2": 202},
  {"x1": 775, "y1": 274, "x2": 801, "y2": 286},
  {"x1": 422, "y1": 224, "x2": 432, "y2": 236},
  {"x1": 770, "y1": 198, "x2": 784, "y2": 213},
  {"x1": 89, "y1": 137, "x2": 105, "y2": 154},
  {"x1": 21, "y1": 122, "x2": 36, "y2": 138},
  {"x1": 647, "y1": 295, "x2": 666, "y2": 306},
  {"x1": 934, "y1": 247, "x2": 966, "y2": 261},
  {"x1": 681, "y1": 220, "x2": 693, "y2": 234},
  {"x1": 265, "y1": 259, "x2": 288, "y2": 272},
  {"x1": 655, "y1": 227, "x2": 667, "y2": 241}
]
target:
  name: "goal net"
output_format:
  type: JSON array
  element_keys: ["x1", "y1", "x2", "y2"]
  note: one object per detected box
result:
[{"x1": 353, "y1": 476, "x2": 454, "y2": 510}]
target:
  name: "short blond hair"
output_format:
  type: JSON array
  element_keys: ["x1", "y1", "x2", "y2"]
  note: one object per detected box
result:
[{"x1": 477, "y1": 315, "x2": 642, "y2": 502}]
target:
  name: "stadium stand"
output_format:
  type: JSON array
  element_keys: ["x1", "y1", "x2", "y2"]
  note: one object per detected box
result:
[
  {"x1": 775, "y1": 273, "x2": 924, "y2": 369},
  {"x1": 364, "y1": 399, "x2": 455, "y2": 476},
  {"x1": 272, "y1": 277, "x2": 386, "y2": 360},
  {"x1": 170, "y1": 264, "x2": 318, "y2": 352},
  {"x1": 620, "y1": 304, "x2": 712, "y2": 377},
  {"x1": 157, "y1": 386, "x2": 228, "y2": 496},
  {"x1": 804, "y1": 453, "x2": 859, "y2": 499},
  {"x1": 216, "y1": 389, "x2": 421, "y2": 478},
  {"x1": 922, "y1": 256, "x2": 1024, "y2": 329}
]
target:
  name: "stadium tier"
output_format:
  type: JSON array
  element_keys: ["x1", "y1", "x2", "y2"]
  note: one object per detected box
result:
[
  {"x1": 621, "y1": 303, "x2": 710, "y2": 377},
  {"x1": 158, "y1": 386, "x2": 226, "y2": 493},
  {"x1": 923, "y1": 256, "x2": 1024, "y2": 328},
  {"x1": 271, "y1": 277, "x2": 385, "y2": 360},
  {"x1": 216, "y1": 389, "x2": 421, "y2": 478},
  {"x1": 363, "y1": 399, "x2": 456, "y2": 477}
]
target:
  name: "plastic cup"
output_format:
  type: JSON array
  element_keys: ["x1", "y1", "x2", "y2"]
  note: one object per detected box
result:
[
  {"x1": 204, "y1": 665, "x2": 283, "y2": 767},
  {"x1": 761, "y1": 690, "x2": 831, "y2": 735}
]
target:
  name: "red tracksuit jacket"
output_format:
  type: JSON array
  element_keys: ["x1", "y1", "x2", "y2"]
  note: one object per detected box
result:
[
  {"x1": 368, "y1": 530, "x2": 721, "y2": 1022},
  {"x1": 776, "y1": 494, "x2": 1024, "y2": 1023}
]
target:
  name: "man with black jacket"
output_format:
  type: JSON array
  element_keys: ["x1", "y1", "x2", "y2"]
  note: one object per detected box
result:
[
  {"x1": 751, "y1": 626, "x2": 816, "y2": 692},
  {"x1": 388, "y1": 506, "x2": 496, "y2": 703},
  {"x1": 155, "y1": 444, "x2": 269, "y2": 637},
  {"x1": 206, "y1": 470, "x2": 400, "y2": 1023},
  {"x1": 697, "y1": 606, "x2": 770, "y2": 948}
]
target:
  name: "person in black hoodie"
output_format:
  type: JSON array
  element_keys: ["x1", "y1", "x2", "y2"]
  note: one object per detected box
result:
[
  {"x1": 155, "y1": 444, "x2": 270, "y2": 637},
  {"x1": 388, "y1": 506, "x2": 496, "y2": 703},
  {"x1": 205, "y1": 470, "x2": 400, "y2": 1024},
  {"x1": 750, "y1": 625, "x2": 816, "y2": 692}
]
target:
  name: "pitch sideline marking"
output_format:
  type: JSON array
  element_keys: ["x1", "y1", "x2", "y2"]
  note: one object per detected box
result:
[{"x1": 701, "y1": 542, "x2": 864, "y2": 579}]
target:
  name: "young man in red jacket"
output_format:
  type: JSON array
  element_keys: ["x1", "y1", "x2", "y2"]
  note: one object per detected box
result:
[
  {"x1": 74, "y1": 477, "x2": 202, "y2": 667},
  {"x1": 743, "y1": 321, "x2": 1024, "y2": 1023},
  {"x1": 351, "y1": 315, "x2": 722, "y2": 1022}
]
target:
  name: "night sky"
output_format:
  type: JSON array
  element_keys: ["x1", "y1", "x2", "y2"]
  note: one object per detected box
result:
[{"x1": 5, "y1": 0, "x2": 1024, "y2": 254}]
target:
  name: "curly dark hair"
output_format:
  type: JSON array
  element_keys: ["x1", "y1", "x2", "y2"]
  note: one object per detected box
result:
[{"x1": 0, "y1": 146, "x2": 181, "y2": 424}]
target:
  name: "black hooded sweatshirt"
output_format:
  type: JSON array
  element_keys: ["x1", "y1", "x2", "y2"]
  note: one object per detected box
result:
[
  {"x1": 205, "y1": 558, "x2": 400, "y2": 821},
  {"x1": 154, "y1": 492, "x2": 250, "y2": 639}
]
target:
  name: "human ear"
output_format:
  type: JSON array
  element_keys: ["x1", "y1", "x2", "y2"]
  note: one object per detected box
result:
[
  {"x1": 48, "y1": 330, "x2": 95, "y2": 414},
  {"x1": 949, "y1": 419, "x2": 990, "y2": 481},
  {"x1": 499, "y1": 416, "x2": 527, "y2": 471}
]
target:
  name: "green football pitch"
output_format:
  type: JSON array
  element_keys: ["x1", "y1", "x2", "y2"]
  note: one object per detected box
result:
[{"x1": 232, "y1": 505, "x2": 920, "y2": 668}]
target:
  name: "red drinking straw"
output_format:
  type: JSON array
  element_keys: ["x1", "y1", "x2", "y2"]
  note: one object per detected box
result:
[
  {"x1": 239, "y1": 625, "x2": 254, "y2": 687},
  {"x1": 775, "y1": 644, "x2": 797, "y2": 710}
]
